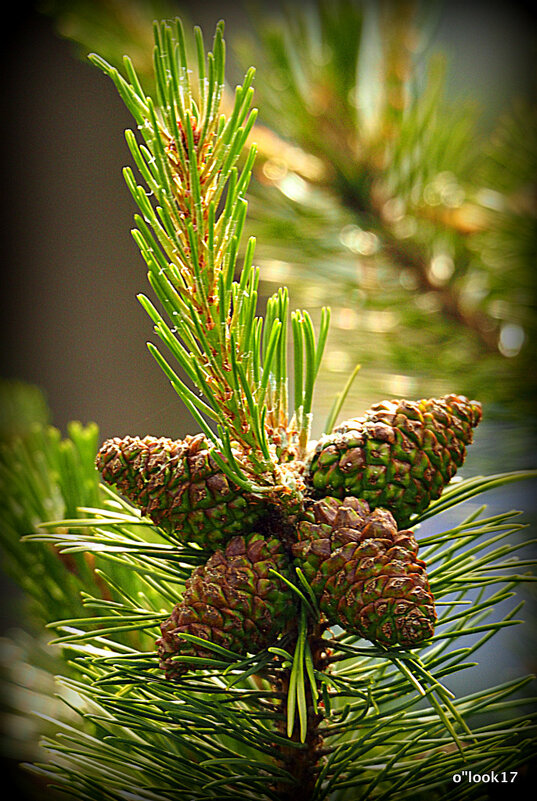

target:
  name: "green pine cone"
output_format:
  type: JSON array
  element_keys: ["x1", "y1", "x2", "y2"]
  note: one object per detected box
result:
[
  {"x1": 308, "y1": 394, "x2": 482, "y2": 526},
  {"x1": 157, "y1": 532, "x2": 297, "y2": 677},
  {"x1": 292, "y1": 496, "x2": 436, "y2": 648},
  {"x1": 96, "y1": 433, "x2": 266, "y2": 549}
]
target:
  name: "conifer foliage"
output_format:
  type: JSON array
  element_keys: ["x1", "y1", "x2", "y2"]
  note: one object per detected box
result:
[{"x1": 3, "y1": 15, "x2": 536, "y2": 801}]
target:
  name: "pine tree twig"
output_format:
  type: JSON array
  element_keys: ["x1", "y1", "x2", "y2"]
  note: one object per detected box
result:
[{"x1": 2, "y1": 11, "x2": 536, "y2": 801}]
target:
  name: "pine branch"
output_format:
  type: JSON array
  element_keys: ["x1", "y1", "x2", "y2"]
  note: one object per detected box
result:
[
  {"x1": 0, "y1": 385, "x2": 110, "y2": 625},
  {"x1": 237, "y1": 0, "x2": 535, "y2": 367},
  {"x1": 23, "y1": 469, "x2": 536, "y2": 799},
  {"x1": 42, "y1": 1, "x2": 536, "y2": 409},
  {"x1": 90, "y1": 20, "x2": 331, "y2": 502},
  {"x1": 3, "y1": 13, "x2": 536, "y2": 801}
]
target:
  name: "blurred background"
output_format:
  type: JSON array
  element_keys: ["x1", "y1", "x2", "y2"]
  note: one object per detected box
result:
[{"x1": 1, "y1": 0, "x2": 536, "y2": 793}]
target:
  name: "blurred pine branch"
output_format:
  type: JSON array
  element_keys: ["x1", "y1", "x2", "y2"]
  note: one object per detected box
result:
[{"x1": 233, "y1": 0, "x2": 536, "y2": 412}]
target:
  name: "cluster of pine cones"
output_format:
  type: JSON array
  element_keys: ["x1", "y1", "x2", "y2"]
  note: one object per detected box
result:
[{"x1": 96, "y1": 394, "x2": 482, "y2": 678}]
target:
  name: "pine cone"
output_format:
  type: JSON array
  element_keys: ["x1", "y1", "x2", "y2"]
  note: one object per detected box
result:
[
  {"x1": 292, "y1": 496, "x2": 436, "y2": 648},
  {"x1": 157, "y1": 532, "x2": 296, "y2": 677},
  {"x1": 308, "y1": 394, "x2": 482, "y2": 526},
  {"x1": 96, "y1": 433, "x2": 265, "y2": 548}
]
